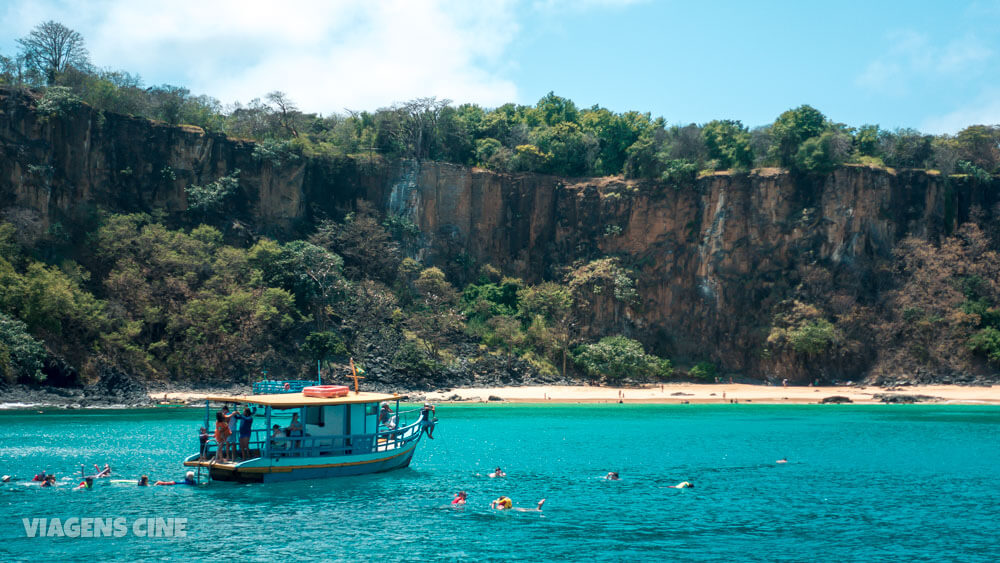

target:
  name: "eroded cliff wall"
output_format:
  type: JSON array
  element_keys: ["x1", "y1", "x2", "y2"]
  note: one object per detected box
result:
[{"x1": 3, "y1": 88, "x2": 997, "y2": 381}]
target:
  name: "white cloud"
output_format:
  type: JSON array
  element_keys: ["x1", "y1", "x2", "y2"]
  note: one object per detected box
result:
[
  {"x1": 921, "y1": 89, "x2": 1000, "y2": 133},
  {"x1": 89, "y1": 0, "x2": 523, "y2": 113},
  {"x1": 855, "y1": 30, "x2": 993, "y2": 95},
  {"x1": 2, "y1": 0, "x2": 525, "y2": 114}
]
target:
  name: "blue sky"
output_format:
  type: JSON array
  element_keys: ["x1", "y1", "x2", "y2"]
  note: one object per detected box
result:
[{"x1": 2, "y1": 0, "x2": 999, "y2": 133}]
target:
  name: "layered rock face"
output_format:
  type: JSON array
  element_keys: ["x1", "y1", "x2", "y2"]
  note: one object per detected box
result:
[{"x1": 2, "y1": 87, "x2": 997, "y2": 380}]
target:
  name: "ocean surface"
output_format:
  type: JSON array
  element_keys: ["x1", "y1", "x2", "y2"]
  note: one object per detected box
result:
[{"x1": 0, "y1": 404, "x2": 998, "y2": 562}]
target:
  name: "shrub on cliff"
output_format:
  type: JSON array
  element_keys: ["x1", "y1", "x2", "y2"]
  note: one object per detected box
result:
[
  {"x1": 767, "y1": 301, "x2": 841, "y2": 357},
  {"x1": 573, "y1": 335, "x2": 672, "y2": 384},
  {"x1": 792, "y1": 132, "x2": 851, "y2": 174},
  {"x1": 0, "y1": 312, "x2": 47, "y2": 383},
  {"x1": 35, "y1": 86, "x2": 81, "y2": 117}
]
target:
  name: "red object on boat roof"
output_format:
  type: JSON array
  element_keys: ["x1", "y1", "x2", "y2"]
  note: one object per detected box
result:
[{"x1": 302, "y1": 385, "x2": 350, "y2": 398}]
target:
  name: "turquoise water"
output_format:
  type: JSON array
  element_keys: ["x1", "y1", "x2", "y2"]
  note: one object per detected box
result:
[{"x1": 1, "y1": 404, "x2": 998, "y2": 562}]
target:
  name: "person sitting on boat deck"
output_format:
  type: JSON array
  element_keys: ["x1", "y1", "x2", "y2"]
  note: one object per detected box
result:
[
  {"x1": 155, "y1": 471, "x2": 197, "y2": 486},
  {"x1": 668, "y1": 481, "x2": 694, "y2": 489},
  {"x1": 270, "y1": 424, "x2": 288, "y2": 451},
  {"x1": 233, "y1": 406, "x2": 259, "y2": 460},
  {"x1": 75, "y1": 477, "x2": 94, "y2": 490},
  {"x1": 286, "y1": 413, "x2": 303, "y2": 448},
  {"x1": 419, "y1": 403, "x2": 436, "y2": 439},
  {"x1": 452, "y1": 491, "x2": 467, "y2": 506},
  {"x1": 138, "y1": 475, "x2": 149, "y2": 486},
  {"x1": 489, "y1": 467, "x2": 506, "y2": 478},
  {"x1": 198, "y1": 426, "x2": 209, "y2": 461},
  {"x1": 379, "y1": 403, "x2": 395, "y2": 428},
  {"x1": 214, "y1": 411, "x2": 233, "y2": 462},
  {"x1": 40, "y1": 475, "x2": 56, "y2": 488},
  {"x1": 32, "y1": 470, "x2": 47, "y2": 482},
  {"x1": 605, "y1": 472, "x2": 620, "y2": 480},
  {"x1": 224, "y1": 406, "x2": 240, "y2": 461}
]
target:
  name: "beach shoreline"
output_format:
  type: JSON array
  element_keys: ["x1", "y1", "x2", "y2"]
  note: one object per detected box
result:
[{"x1": 145, "y1": 383, "x2": 1000, "y2": 406}]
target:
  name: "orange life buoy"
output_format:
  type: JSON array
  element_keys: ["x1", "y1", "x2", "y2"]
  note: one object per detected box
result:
[{"x1": 303, "y1": 385, "x2": 350, "y2": 398}]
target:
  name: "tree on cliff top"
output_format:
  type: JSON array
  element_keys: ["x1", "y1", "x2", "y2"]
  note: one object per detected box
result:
[
  {"x1": 768, "y1": 105, "x2": 827, "y2": 167},
  {"x1": 17, "y1": 21, "x2": 90, "y2": 85}
]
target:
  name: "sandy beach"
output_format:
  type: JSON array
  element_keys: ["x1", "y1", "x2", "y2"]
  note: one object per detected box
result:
[
  {"x1": 150, "y1": 383, "x2": 1000, "y2": 405},
  {"x1": 422, "y1": 383, "x2": 1000, "y2": 405}
]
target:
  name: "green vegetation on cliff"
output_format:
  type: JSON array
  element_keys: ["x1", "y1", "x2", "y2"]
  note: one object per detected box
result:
[{"x1": 3, "y1": 21, "x2": 998, "y2": 182}]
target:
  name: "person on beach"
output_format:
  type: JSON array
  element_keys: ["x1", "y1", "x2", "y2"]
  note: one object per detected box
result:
[
  {"x1": 452, "y1": 491, "x2": 467, "y2": 506},
  {"x1": 138, "y1": 475, "x2": 149, "y2": 486},
  {"x1": 669, "y1": 481, "x2": 694, "y2": 488},
  {"x1": 155, "y1": 471, "x2": 197, "y2": 486},
  {"x1": 75, "y1": 477, "x2": 94, "y2": 490},
  {"x1": 605, "y1": 472, "x2": 620, "y2": 480},
  {"x1": 214, "y1": 411, "x2": 232, "y2": 462},
  {"x1": 233, "y1": 406, "x2": 258, "y2": 460},
  {"x1": 420, "y1": 403, "x2": 436, "y2": 439},
  {"x1": 489, "y1": 467, "x2": 506, "y2": 478}
]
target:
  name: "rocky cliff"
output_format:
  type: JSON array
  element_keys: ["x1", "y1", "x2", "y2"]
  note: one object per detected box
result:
[{"x1": 3, "y1": 87, "x2": 998, "y2": 382}]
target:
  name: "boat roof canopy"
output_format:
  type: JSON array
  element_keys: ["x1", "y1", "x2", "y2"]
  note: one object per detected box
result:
[{"x1": 204, "y1": 391, "x2": 399, "y2": 409}]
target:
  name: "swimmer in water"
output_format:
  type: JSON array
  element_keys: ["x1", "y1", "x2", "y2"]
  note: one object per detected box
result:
[
  {"x1": 776, "y1": 458, "x2": 788, "y2": 464},
  {"x1": 491, "y1": 496, "x2": 513, "y2": 510},
  {"x1": 605, "y1": 472, "x2": 620, "y2": 480},
  {"x1": 452, "y1": 491, "x2": 467, "y2": 506},
  {"x1": 512, "y1": 499, "x2": 546, "y2": 512},
  {"x1": 138, "y1": 475, "x2": 149, "y2": 486},
  {"x1": 75, "y1": 477, "x2": 94, "y2": 490},
  {"x1": 489, "y1": 467, "x2": 506, "y2": 478},
  {"x1": 668, "y1": 481, "x2": 694, "y2": 489}
]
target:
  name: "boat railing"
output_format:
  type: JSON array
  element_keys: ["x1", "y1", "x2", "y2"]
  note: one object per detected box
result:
[
  {"x1": 199, "y1": 417, "x2": 425, "y2": 461},
  {"x1": 252, "y1": 380, "x2": 316, "y2": 394}
]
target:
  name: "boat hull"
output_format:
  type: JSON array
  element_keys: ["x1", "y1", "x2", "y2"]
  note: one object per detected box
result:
[{"x1": 186, "y1": 442, "x2": 418, "y2": 483}]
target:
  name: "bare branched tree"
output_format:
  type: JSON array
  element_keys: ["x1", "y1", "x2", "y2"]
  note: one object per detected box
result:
[{"x1": 17, "y1": 21, "x2": 90, "y2": 84}]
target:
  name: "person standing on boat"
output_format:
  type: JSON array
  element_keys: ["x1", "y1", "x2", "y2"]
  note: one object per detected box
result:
[
  {"x1": 225, "y1": 406, "x2": 240, "y2": 460},
  {"x1": 214, "y1": 411, "x2": 232, "y2": 462},
  {"x1": 420, "y1": 402, "x2": 436, "y2": 439},
  {"x1": 233, "y1": 406, "x2": 258, "y2": 460},
  {"x1": 286, "y1": 413, "x2": 303, "y2": 449}
]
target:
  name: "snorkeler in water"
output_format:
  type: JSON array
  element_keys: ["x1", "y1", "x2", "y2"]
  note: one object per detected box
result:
[
  {"x1": 491, "y1": 497, "x2": 545, "y2": 511},
  {"x1": 605, "y1": 472, "x2": 620, "y2": 480},
  {"x1": 489, "y1": 467, "x2": 506, "y2": 478},
  {"x1": 776, "y1": 458, "x2": 788, "y2": 464},
  {"x1": 668, "y1": 481, "x2": 694, "y2": 489},
  {"x1": 452, "y1": 491, "x2": 467, "y2": 506}
]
